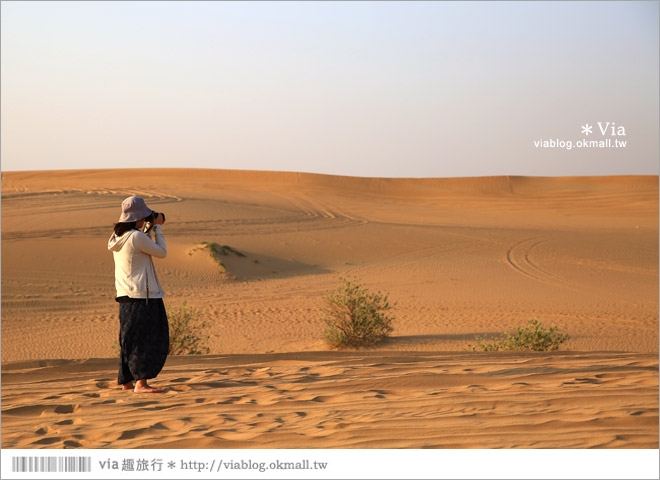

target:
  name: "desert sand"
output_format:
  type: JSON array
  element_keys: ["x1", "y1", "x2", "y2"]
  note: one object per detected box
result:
[
  {"x1": 1, "y1": 169, "x2": 658, "y2": 448},
  {"x1": 2, "y1": 351, "x2": 658, "y2": 449}
]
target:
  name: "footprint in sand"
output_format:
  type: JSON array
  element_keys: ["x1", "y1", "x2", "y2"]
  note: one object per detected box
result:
[
  {"x1": 368, "y1": 389, "x2": 390, "y2": 399},
  {"x1": 630, "y1": 410, "x2": 658, "y2": 416},
  {"x1": 118, "y1": 428, "x2": 149, "y2": 441},
  {"x1": 216, "y1": 396, "x2": 242, "y2": 405},
  {"x1": 160, "y1": 418, "x2": 193, "y2": 430},
  {"x1": 3, "y1": 405, "x2": 49, "y2": 417},
  {"x1": 171, "y1": 385, "x2": 192, "y2": 392},
  {"x1": 150, "y1": 422, "x2": 170, "y2": 431},
  {"x1": 54, "y1": 404, "x2": 80, "y2": 414},
  {"x1": 32, "y1": 437, "x2": 61, "y2": 445},
  {"x1": 35, "y1": 426, "x2": 58, "y2": 435},
  {"x1": 55, "y1": 419, "x2": 78, "y2": 425},
  {"x1": 292, "y1": 374, "x2": 321, "y2": 384}
]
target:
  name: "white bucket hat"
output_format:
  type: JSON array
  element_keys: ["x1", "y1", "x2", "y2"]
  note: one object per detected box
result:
[{"x1": 118, "y1": 196, "x2": 153, "y2": 223}]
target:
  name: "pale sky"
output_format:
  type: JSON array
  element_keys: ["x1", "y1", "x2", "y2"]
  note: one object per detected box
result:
[{"x1": 1, "y1": 1, "x2": 658, "y2": 177}]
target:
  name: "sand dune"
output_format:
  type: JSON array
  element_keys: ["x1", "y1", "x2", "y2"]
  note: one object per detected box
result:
[
  {"x1": 1, "y1": 169, "x2": 658, "y2": 448},
  {"x1": 2, "y1": 351, "x2": 658, "y2": 449},
  {"x1": 1, "y1": 169, "x2": 657, "y2": 361}
]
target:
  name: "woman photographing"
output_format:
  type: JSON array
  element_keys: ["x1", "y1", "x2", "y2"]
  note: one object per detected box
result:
[{"x1": 108, "y1": 196, "x2": 169, "y2": 393}]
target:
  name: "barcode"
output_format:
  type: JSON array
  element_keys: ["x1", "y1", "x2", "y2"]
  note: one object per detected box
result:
[{"x1": 11, "y1": 456, "x2": 92, "y2": 473}]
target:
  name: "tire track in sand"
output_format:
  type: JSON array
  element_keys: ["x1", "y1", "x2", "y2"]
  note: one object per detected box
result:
[{"x1": 505, "y1": 237, "x2": 572, "y2": 290}]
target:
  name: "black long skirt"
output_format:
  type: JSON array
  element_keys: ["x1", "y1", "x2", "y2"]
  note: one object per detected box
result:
[{"x1": 117, "y1": 298, "x2": 169, "y2": 385}]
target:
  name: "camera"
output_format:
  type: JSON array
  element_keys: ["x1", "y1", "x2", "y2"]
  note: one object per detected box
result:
[
  {"x1": 143, "y1": 211, "x2": 166, "y2": 234},
  {"x1": 145, "y1": 211, "x2": 166, "y2": 224}
]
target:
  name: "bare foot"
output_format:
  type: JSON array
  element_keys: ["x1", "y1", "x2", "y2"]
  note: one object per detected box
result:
[
  {"x1": 134, "y1": 384, "x2": 165, "y2": 393},
  {"x1": 134, "y1": 379, "x2": 165, "y2": 393},
  {"x1": 133, "y1": 387, "x2": 165, "y2": 393},
  {"x1": 121, "y1": 382, "x2": 134, "y2": 390}
]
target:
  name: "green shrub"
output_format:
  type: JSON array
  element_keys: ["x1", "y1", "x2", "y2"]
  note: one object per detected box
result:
[
  {"x1": 469, "y1": 319, "x2": 569, "y2": 352},
  {"x1": 167, "y1": 302, "x2": 211, "y2": 355},
  {"x1": 322, "y1": 277, "x2": 395, "y2": 348}
]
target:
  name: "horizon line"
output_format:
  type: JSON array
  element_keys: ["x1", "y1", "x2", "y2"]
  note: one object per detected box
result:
[{"x1": 2, "y1": 167, "x2": 658, "y2": 181}]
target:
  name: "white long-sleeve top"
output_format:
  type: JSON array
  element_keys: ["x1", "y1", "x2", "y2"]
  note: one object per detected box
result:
[{"x1": 107, "y1": 224, "x2": 167, "y2": 299}]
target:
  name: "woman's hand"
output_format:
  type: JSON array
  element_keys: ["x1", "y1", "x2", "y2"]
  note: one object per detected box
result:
[{"x1": 154, "y1": 213, "x2": 165, "y2": 225}]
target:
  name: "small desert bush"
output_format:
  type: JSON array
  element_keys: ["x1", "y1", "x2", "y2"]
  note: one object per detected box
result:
[
  {"x1": 189, "y1": 242, "x2": 245, "y2": 271},
  {"x1": 168, "y1": 302, "x2": 211, "y2": 355},
  {"x1": 112, "y1": 302, "x2": 211, "y2": 356},
  {"x1": 469, "y1": 319, "x2": 569, "y2": 352},
  {"x1": 322, "y1": 277, "x2": 395, "y2": 348}
]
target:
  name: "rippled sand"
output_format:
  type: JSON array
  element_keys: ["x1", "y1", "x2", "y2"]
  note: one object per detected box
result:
[{"x1": 2, "y1": 352, "x2": 658, "y2": 449}]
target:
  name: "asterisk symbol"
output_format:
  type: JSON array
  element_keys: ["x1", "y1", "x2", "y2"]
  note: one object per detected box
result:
[
  {"x1": 168, "y1": 461, "x2": 176, "y2": 469},
  {"x1": 581, "y1": 124, "x2": 592, "y2": 135}
]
